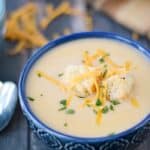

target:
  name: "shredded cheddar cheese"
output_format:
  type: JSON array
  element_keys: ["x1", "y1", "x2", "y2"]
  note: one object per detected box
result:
[
  {"x1": 99, "y1": 83, "x2": 107, "y2": 105},
  {"x1": 130, "y1": 97, "x2": 140, "y2": 108},
  {"x1": 96, "y1": 110, "x2": 102, "y2": 125},
  {"x1": 80, "y1": 98, "x2": 92, "y2": 108},
  {"x1": 66, "y1": 94, "x2": 74, "y2": 107},
  {"x1": 94, "y1": 78, "x2": 100, "y2": 102},
  {"x1": 83, "y1": 51, "x2": 93, "y2": 66},
  {"x1": 40, "y1": 2, "x2": 72, "y2": 29},
  {"x1": 125, "y1": 61, "x2": 132, "y2": 71},
  {"x1": 5, "y1": 2, "x2": 48, "y2": 55},
  {"x1": 36, "y1": 71, "x2": 67, "y2": 92},
  {"x1": 5, "y1": 1, "x2": 92, "y2": 55},
  {"x1": 37, "y1": 49, "x2": 138, "y2": 125}
]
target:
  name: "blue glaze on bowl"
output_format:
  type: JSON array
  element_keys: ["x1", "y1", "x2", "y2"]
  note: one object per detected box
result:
[{"x1": 19, "y1": 32, "x2": 150, "y2": 150}]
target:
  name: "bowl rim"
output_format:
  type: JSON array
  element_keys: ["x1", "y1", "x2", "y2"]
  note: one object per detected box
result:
[{"x1": 19, "y1": 31, "x2": 150, "y2": 143}]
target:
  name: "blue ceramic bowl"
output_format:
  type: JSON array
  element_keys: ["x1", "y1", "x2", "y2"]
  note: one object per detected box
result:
[{"x1": 19, "y1": 32, "x2": 150, "y2": 150}]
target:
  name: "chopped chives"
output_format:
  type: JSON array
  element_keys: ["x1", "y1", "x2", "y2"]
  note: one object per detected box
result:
[
  {"x1": 58, "y1": 99, "x2": 67, "y2": 111},
  {"x1": 110, "y1": 105, "x2": 114, "y2": 111},
  {"x1": 27, "y1": 97, "x2": 35, "y2": 101},
  {"x1": 60, "y1": 99, "x2": 67, "y2": 106},
  {"x1": 58, "y1": 107, "x2": 67, "y2": 111},
  {"x1": 66, "y1": 109, "x2": 75, "y2": 114},
  {"x1": 78, "y1": 96, "x2": 86, "y2": 98},
  {"x1": 64, "y1": 122, "x2": 68, "y2": 127},
  {"x1": 58, "y1": 73, "x2": 64, "y2": 77},
  {"x1": 96, "y1": 99, "x2": 102, "y2": 106},
  {"x1": 110, "y1": 100, "x2": 120, "y2": 105},
  {"x1": 37, "y1": 72, "x2": 41, "y2": 77},
  {"x1": 102, "y1": 106, "x2": 109, "y2": 114},
  {"x1": 99, "y1": 58, "x2": 105, "y2": 63}
]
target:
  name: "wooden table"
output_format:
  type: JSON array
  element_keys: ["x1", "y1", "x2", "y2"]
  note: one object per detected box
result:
[{"x1": 0, "y1": 0, "x2": 149, "y2": 149}]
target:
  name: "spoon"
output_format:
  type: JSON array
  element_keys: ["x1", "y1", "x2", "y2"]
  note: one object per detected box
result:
[{"x1": 0, "y1": 81, "x2": 17, "y2": 131}]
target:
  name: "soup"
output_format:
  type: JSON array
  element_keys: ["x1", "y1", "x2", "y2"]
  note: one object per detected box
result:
[{"x1": 26, "y1": 38, "x2": 150, "y2": 137}]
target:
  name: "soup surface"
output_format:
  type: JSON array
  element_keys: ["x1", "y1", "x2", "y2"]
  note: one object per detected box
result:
[{"x1": 26, "y1": 38, "x2": 150, "y2": 137}]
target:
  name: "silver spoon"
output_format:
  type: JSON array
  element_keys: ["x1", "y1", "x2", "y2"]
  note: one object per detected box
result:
[{"x1": 0, "y1": 81, "x2": 17, "y2": 131}]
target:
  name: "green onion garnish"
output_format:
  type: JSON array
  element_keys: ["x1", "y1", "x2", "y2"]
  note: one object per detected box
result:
[
  {"x1": 37, "y1": 72, "x2": 41, "y2": 77},
  {"x1": 102, "y1": 106, "x2": 109, "y2": 114},
  {"x1": 58, "y1": 73, "x2": 64, "y2": 77},
  {"x1": 110, "y1": 100, "x2": 120, "y2": 105},
  {"x1": 58, "y1": 99, "x2": 67, "y2": 111},
  {"x1": 58, "y1": 107, "x2": 67, "y2": 111},
  {"x1": 27, "y1": 97, "x2": 35, "y2": 101},
  {"x1": 66, "y1": 109, "x2": 75, "y2": 114},
  {"x1": 60, "y1": 99, "x2": 67, "y2": 106},
  {"x1": 64, "y1": 122, "x2": 68, "y2": 127},
  {"x1": 78, "y1": 96, "x2": 86, "y2": 98},
  {"x1": 110, "y1": 105, "x2": 114, "y2": 111},
  {"x1": 99, "y1": 58, "x2": 105, "y2": 63},
  {"x1": 96, "y1": 99, "x2": 102, "y2": 106}
]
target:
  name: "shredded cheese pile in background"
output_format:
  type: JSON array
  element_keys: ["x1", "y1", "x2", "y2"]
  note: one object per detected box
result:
[
  {"x1": 5, "y1": 3, "x2": 48, "y2": 55},
  {"x1": 5, "y1": 2, "x2": 92, "y2": 55},
  {"x1": 37, "y1": 49, "x2": 139, "y2": 125}
]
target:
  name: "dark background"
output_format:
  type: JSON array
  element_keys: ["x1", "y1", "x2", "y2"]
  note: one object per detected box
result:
[{"x1": 0, "y1": 0, "x2": 149, "y2": 149}]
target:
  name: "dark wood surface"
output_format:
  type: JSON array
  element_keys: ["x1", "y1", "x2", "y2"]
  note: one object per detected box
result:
[{"x1": 0, "y1": 0, "x2": 149, "y2": 149}]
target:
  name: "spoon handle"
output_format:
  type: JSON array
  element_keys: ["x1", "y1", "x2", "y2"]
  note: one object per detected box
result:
[{"x1": 0, "y1": 82, "x2": 17, "y2": 131}]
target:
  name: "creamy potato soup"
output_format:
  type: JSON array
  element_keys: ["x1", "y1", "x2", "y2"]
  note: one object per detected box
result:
[{"x1": 26, "y1": 38, "x2": 150, "y2": 137}]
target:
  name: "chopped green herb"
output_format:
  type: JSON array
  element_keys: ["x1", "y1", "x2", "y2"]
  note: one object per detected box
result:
[
  {"x1": 37, "y1": 72, "x2": 41, "y2": 77},
  {"x1": 58, "y1": 107, "x2": 67, "y2": 111},
  {"x1": 27, "y1": 97, "x2": 35, "y2": 101},
  {"x1": 58, "y1": 99, "x2": 67, "y2": 111},
  {"x1": 64, "y1": 122, "x2": 68, "y2": 127},
  {"x1": 58, "y1": 73, "x2": 64, "y2": 77},
  {"x1": 110, "y1": 100, "x2": 120, "y2": 105},
  {"x1": 93, "y1": 109, "x2": 97, "y2": 114},
  {"x1": 102, "y1": 69, "x2": 107, "y2": 78},
  {"x1": 96, "y1": 99, "x2": 102, "y2": 106},
  {"x1": 108, "y1": 132, "x2": 115, "y2": 136},
  {"x1": 104, "y1": 64, "x2": 107, "y2": 68},
  {"x1": 78, "y1": 96, "x2": 86, "y2": 98},
  {"x1": 110, "y1": 105, "x2": 114, "y2": 111},
  {"x1": 66, "y1": 109, "x2": 75, "y2": 114},
  {"x1": 99, "y1": 58, "x2": 105, "y2": 63},
  {"x1": 60, "y1": 99, "x2": 67, "y2": 106},
  {"x1": 102, "y1": 106, "x2": 109, "y2": 114}
]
